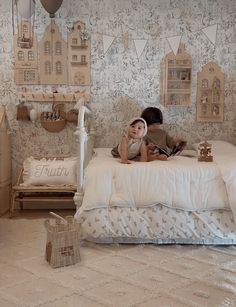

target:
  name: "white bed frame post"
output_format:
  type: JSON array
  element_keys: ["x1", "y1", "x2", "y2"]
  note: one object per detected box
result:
[{"x1": 73, "y1": 105, "x2": 92, "y2": 210}]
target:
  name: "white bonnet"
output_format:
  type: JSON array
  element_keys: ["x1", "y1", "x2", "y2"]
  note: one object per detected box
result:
[{"x1": 128, "y1": 117, "x2": 147, "y2": 137}]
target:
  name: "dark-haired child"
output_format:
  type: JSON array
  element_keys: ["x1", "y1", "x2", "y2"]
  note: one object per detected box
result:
[{"x1": 141, "y1": 107, "x2": 186, "y2": 161}]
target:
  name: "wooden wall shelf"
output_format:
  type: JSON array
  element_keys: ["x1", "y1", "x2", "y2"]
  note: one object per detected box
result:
[
  {"x1": 196, "y1": 62, "x2": 224, "y2": 123},
  {"x1": 14, "y1": 20, "x2": 91, "y2": 86},
  {"x1": 18, "y1": 91, "x2": 88, "y2": 103},
  {"x1": 161, "y1": 43, "x2": 192, "y2": 107}
]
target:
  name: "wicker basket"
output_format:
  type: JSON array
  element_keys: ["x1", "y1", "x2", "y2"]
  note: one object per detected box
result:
[
  {"x1": 66, "y1": 109, "x2": 78, "y2": 122},
  {"x1": 40, "y1": 111, "x2": 66, "y2": 132},
  {"x1": 44, "y1": 212, "x2": 81, "y2": 268},
  {"x1": 40, "y1": 102, "x2": 67, "y2": 132}
]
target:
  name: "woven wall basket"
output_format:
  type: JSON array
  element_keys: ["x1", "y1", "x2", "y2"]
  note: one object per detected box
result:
[
  {"x1": 40, "y1": 111, "x2": 66, "y2": 132},
  {"x1": 66, "y1": 109, "x2": 78, "y2": 122}
]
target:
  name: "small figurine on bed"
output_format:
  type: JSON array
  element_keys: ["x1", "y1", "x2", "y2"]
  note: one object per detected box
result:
[
  {"x1": 111, "y1": 117, "x2": 148, "y2": 164},
  {"x1": 198, "y1": 141, "x2": 213, "y2": 162},
  {"x1": 141, "y1": 107, "x2": 187, "y2": 161}
]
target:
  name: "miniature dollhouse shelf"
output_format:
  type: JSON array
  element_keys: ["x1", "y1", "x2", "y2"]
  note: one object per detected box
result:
[
  {"x1": 160, "y1": 43, "x2": 192, "y2": 107},
  {"x1": 18, "y1": 92, "x2": 86, "y2": 103}
]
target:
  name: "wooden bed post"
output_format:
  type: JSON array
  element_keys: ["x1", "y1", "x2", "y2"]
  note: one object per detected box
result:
[{"x1": 73, "y1": 105, "x2": 91, "y2": 210}]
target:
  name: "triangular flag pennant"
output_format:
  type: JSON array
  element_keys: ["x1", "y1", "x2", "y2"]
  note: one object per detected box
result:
[
  {"x1": 202, "y1": 24, "x2": 218, "y2": 45},
  {"x1": 134, "y1": 39, "x2": 147, "y2": 59},
  {"x1": 102, "y1": 35, "x2": 115, "y2": 54},
  {"x1": 166, "y1": 35, "x2": 182, "y2": 55}
]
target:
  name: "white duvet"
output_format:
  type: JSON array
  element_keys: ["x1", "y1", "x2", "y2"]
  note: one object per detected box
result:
[
  {"x1": 79, "y1": 147, "x2": 236, "y2": 215},
  {"x1": 214, "y1": 153, "x2": 236, "y2": 219}
]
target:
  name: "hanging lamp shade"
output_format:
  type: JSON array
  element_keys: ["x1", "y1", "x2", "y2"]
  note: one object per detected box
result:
[
  {"x1": 40, "y1": 0, "x2": 63, "y2": 18},
  {"x1": 17, "y1": 0, "x2": 35, "y2": 18}
]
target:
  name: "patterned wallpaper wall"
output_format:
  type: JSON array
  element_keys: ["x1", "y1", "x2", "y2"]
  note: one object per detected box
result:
[{"x1": 0, "y1": 0, "x2": 235, "y2": 181}]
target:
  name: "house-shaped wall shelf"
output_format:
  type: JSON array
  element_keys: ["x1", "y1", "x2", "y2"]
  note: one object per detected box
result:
[
  {"x1": 160, "y1": 43, "x2": 192, "y2": 107},
  {"x1": 14, "y1": 20, "x2": 39, "y2": 85},
  {"x1": 196, "y1": 62, "x2": 224, "y2": 123},
  {"x1": 68, "y1": 21, "x2": 91, "y2": 85},
  {"x1": 14, "y1": 20, "x2": 91, "y2": 86},
  {"x1": 39, "y1": 21, "x2": 68, "y2": 85}
]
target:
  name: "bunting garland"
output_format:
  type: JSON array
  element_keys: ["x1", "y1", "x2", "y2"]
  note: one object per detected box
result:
[
  {"x1": 166, "y1": 35, "x2": 182, "y2": 55},
  {"x1": 98, "y1": 24, "x2": 218, "y2": 58},
  {"x1": 102, "y1": 34, "x2": 115, "y2": 54},
  {"x1": 201, "y1": 24, "x2": 218, "y2": 45},
  {"x1": 133, "y1": 39, "x2": 148, "y2": 59}
]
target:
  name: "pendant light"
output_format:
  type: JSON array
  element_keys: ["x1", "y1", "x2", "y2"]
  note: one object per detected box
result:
[{"x1": 39, "y1": 0, "x2": 63, "y2": 18}]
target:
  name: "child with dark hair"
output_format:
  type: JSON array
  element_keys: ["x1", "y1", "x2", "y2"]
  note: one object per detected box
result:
[
  {"x1": 111, "y1": 117, "x2": 148, "y2": 164},
  {"x1": 141, "y1": 107, "x2": 186, "y2": 161}
]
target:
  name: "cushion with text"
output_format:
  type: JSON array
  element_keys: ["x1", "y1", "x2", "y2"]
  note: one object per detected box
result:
[{"x1": 21, "y1": 156, "x2": 77, "y2": 186}]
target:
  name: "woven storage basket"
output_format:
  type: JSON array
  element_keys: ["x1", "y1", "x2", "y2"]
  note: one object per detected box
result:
[
  {"x1": 66, "y1": 109, "x2": 78, "y2": 122},
  {"x1": 40, "y1": 102, "x2": 66, "y2": 132},
  {"x1": 40, "y1": 110, "x2": 66, "y2": 132},
  {"x1": 44, "y1": 212, "x2": 81, "y2": 268}
]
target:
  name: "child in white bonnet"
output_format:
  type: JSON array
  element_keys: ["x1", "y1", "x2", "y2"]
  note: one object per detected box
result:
[{"x1": 111, "y1": 117, "x2": 148, "y2": 164}]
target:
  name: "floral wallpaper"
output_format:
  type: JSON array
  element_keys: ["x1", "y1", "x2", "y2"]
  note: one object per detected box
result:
[{"x1": 0, "y1": 0, "x2": 235, "y2": 181}]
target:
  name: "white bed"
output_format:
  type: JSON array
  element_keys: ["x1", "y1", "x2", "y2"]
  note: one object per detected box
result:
[{"x1": 74, "y1": 106, "x2": 236, "y2": 244}]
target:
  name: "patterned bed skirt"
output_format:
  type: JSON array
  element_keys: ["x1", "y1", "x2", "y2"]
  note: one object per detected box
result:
[{"x1": 75, "y1": 204, "x2": 236, "y2": 245}]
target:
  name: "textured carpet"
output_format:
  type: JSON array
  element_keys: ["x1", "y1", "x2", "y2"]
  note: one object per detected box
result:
[{"x1": 0, "y1": 216, "x2": 236, "y2": 307}]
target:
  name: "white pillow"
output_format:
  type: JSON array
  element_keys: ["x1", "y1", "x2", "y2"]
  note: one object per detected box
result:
[
  {"x1": 192, "y1": 140, "x2": 235, "y2": 155},
  {"x1": 21, "y1": 156, "x2": 77, "y2": 186}
]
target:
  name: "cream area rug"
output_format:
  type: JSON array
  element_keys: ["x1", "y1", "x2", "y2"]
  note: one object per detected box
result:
[{"x1": 0, "y1": 217, "x2": 236, "y2": 307}]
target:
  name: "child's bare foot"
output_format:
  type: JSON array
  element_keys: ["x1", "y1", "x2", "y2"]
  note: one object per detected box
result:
[
  {"x1": 156, "y1": 154, "x2": 168, "y2": 161},
  {"x1": 120, "y1": 160, "x2": 131, "y2": 164},
  {"x1": 148, "y1": 153, "x2": 168, "y2": 161}
]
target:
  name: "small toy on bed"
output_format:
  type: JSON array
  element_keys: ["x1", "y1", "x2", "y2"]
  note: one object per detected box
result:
[{"x1": 198, "y1": 141, "x2": 213, "y2": 162}]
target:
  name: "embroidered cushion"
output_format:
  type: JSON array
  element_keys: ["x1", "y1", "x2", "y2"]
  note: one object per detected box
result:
[{"x1": 21, "y1": 156, "x2": 77, "y2": 186}]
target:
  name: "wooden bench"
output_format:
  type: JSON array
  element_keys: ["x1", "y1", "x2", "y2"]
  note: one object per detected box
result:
[{"x1": 10, "y1": 157, "x2": 77, "y2": 217}]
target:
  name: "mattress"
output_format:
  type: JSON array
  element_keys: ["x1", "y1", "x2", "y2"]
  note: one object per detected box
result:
[{"x1": 74, "y1": 145, "x2": 236, "y2": 244}]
